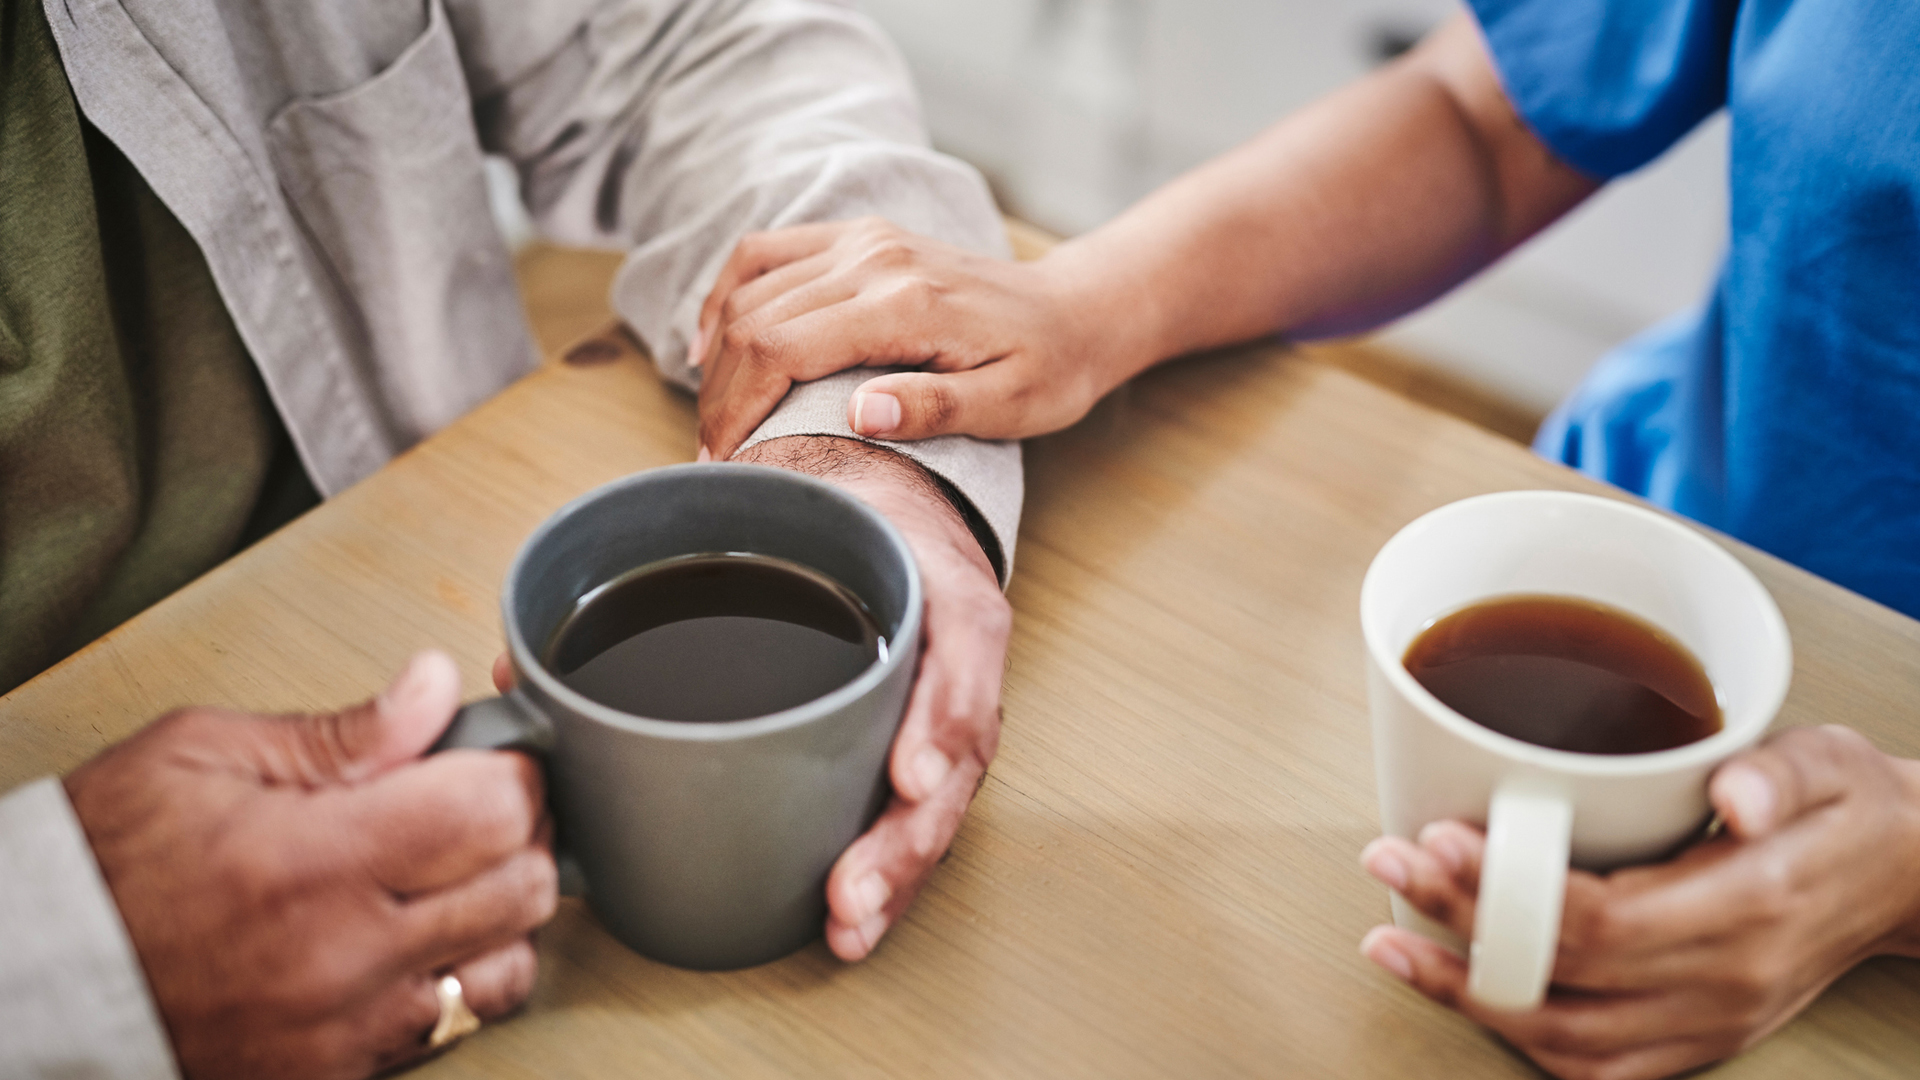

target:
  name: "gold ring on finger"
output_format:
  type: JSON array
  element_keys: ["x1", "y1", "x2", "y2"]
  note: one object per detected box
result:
[{"x1": 427, "y1": 973, "x2": 483, "y2": 1050}]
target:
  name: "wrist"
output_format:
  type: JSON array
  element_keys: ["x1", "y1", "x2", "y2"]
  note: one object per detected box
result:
[
  {"x1": 1883, "y1": 755, "x2": 1920, "y2": 959},
  {"x1": 734, "y1": 436, "x2": 996, "y2": 582},
  {"x1": 1038, "y1": 236, "x2": 1170, "y2": 386}
]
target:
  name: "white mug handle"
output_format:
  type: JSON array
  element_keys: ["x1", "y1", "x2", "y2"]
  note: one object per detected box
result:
[{"x1": 1467, "y1": 776, "x2": 1573, "y2": 1010}]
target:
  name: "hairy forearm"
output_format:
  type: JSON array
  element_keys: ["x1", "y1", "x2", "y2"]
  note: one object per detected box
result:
[
  {"x1": 734, "y1": 436, "x2": 995, "y2": 580},
  {"x1": 1046, "y1": 14, "x2": 1598, "y2": 377}
]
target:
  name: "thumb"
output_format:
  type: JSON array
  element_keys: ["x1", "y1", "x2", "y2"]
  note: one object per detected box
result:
[
  {"x1": 258, "y1": 650, "x2": 464, "y2": 786},
  {"x1": 1709, "y1": 725, "x2": 1867, "y2": 840},
  {"x1": 849, "y1": 363, "x2": 1049, "y2": 442}
]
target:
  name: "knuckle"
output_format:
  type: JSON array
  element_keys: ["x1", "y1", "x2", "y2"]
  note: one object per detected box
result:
[
  {"x1": 1817, "y1": 724, "x2": 1874, "y2": 761},
  {"x1": 1560, "y1": 899, "x2": 1623, "y2": 954},
  {"x1": 298, "y1": 712, "x2": 358, "y2": 777},
  {"x1": 1724, "y1": 951, "x2": 1787, "y2": 1003},
  {"x1": 272, "y1": 934, "x2": 371, "y2": 1018},
  {"x1": 979, "y1": 594, "x2": 1014, "y2": 638},
  {"x1": 737, "y1": 329, "x2": 791, "y2": 372},
  {"x1": 520, "y1": 851, "x2": 562, "y2": 925},
  {"x1": 511, "y1": 749, "x2": 547, "y2": 807},
  {"x1": 920, "y1": 379, "x2": 960, "y2": 430},
  {"x1": 493, "y1": 943, "x2": 540, "y2": 1013},
  {"x1": 860, "y1": 238, "x2": 915, "y2": 270},
  {"x1": 151, "y1": 706, "x2": 209, "y2": 738},
  {"x1": 140, "y1": 707, "x2": 231, "y2": 761},
  {"x1": 475, "y1": 746, "x2": 544, "y2": 805},
  {"x1": 213, "y1": 826, "x2": 302, "y2": 911},
  {"x1": 310, "y1": 947, "x2": 377, "y2": 1014},
  {"x1": 1745, "y1": 852, "x2": 1797, "y2": 919},
  {"x1": 1394, "y1": 866, "x2": 1456, "y2": 920},
  {"x1": 894, "y1": 275, "x2": 942, "y2": 310},
  {"x1": 457, "y1": 943, "x2": 540, "y2": 1021},
  {"x1": 397, "y1": 974, "x2": 442, "y2": 1041},
  {"x1": 1006, "y1": 373, "x2": 1041, "y2": 407},
  {"x1": 909, "y1": 807, "x2": 951, "y2": 861},
  {"x1": 745, "y1": 330, "x2": 782, "y2": 364},
  {"x1": 721, "y1": 323, "x2": 759, "y2": 358},
  {"x1": 456, "y1": 765, "x2": 538, "y2": 848},
  {"x1": 853, "y1": 215, "x2": 896, "y2": 241},
  {"x1": 735, "y1": 230, "x2": 773, "y2": 260}
]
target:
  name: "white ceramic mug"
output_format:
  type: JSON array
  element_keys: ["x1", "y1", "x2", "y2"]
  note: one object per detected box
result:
[{"x1": 1360, "y1": 491, "x2": 1792, "y2": 1010}]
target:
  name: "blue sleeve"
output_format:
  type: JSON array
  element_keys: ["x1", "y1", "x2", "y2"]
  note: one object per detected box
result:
[{"x1": 1465, "y1": 0, "x2": 1739, "y2": 178}]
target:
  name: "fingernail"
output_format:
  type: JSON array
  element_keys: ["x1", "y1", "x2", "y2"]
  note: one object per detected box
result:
[
  {"x1": 697, "y1": 444, "x2": 712, "y2": 463},
  {"x1": 1720, "y1": 765, "x2": 1776, "y2": 834},
  {"x1": 688, "y1": 326, "x2": 708, "y2": 368},
  {"x1": 1417, "y1": 823, "x2": 1467, "y2": 873},
  {"x1": 852, "y1": 392, "x2": 901, "y2": 436},
  {"x1": 1360, "y1": 839, "x2": 1410, "y2": 892},
  {"x1": 856, "y1": 912, "x2": 890, "y2": 955},
  {"x1": 1361, "y1": 927, "x2": 1414, "y2": 982},
  {"x1": 851, "y1": 872, "x2": 891, "y2": 922},
  {"x1": 909, "y1": 747, "x2": 951, "y2": 799}
]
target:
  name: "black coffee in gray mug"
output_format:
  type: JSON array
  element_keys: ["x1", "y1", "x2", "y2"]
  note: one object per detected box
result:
[
  {"x1": 433, "y1": 464, "x2": 921, "y2": 971},
  {"x1": 547, "y1": 553, "x2": 886, "y2": 723}
]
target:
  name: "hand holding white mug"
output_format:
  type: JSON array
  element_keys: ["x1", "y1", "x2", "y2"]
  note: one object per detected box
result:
[
  {"x1": 1362, "y1": 491, "x2": 1793, "y2": 1011},
  {"x1": 1360, "y1": 725, "x2": 1920, "y2": 1080}
]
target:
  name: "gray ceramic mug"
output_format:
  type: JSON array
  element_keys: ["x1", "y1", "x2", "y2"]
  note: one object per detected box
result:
[{"x1": 434, "y1": 463, "x2": 922, "y2": 970}]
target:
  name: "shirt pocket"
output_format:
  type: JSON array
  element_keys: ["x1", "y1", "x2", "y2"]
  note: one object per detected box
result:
[{"x1": 266, "y1": 0, "x2": 534, "y2": 443}]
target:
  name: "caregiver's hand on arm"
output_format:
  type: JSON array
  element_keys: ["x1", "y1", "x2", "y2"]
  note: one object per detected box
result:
[
  {"x1": 692, "y1": 219, "x2": 1112, "y2": 456},
  {"x1": 64, "y1": 652, "x2": 556, "y2": 1080},
  {"x1": 738, "y1": 436, "x2": 1009, "y2": 961},
  {"x1": 1357, "y1": 726, "x2": 1920, "y2": 1080},
  {"x1": 693, "y1": 13, "x2": 1598, "y2": 456}
]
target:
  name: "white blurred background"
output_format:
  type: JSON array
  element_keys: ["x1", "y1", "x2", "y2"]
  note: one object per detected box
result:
[{"x1": 855, "y1": 0, "x2": 1729, "y2": 423}]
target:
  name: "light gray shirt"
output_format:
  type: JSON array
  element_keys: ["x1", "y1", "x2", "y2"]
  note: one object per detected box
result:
[{"x1": 3, "y1": 0, "x2": 1020, "y2": 1074}]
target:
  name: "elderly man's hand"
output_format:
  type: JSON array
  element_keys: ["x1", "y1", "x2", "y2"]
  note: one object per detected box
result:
[
  {"x1": 63, "y1": 651, "x2": 556, "y2": 1080},
  {"x1": 1356, "y1": 726, "x2": 1920, "y2": 1080},
  {"x1": 732, "y1": 435, "x2": 1010, "y2": 960}
]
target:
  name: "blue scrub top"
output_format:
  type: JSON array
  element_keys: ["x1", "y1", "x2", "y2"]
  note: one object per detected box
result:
[{"x1": 1466, "y1": 0, "x2": 1920, "y2": 619}]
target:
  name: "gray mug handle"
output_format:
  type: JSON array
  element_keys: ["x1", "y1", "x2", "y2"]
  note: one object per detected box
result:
[
  {"x1": 430, "y1": 691, "x2": 585, "y2": 896},
  {"x1": 432, "y1": 691, "x2": 554, "y2": 755}
]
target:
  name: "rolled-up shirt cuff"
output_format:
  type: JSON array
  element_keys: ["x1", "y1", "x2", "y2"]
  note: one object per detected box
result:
[
  {"x1": 739, "y1": 370, "x2": 1022, "y2": 586},
  {"x1": 0, "y1": 777, "x2": 178, "y2": 1079}
]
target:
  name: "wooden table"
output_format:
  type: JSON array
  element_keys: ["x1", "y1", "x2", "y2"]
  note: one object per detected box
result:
[{"x1": 6, "y1": 297, "x2": 1920, "y2": 1079}]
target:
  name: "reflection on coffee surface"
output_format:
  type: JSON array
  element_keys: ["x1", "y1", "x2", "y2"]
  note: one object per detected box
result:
[
  {"x1": 1403, "y1": 595, "x2": 1721, "y2": 754},
  {"x1": 547, "y1": 553, "x2": 883, "y2": 722}
]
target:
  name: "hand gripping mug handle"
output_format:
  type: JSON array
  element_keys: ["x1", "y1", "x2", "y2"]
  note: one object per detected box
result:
[
  {"x1": 430, "y1": 692, "x2": 586, "y2": 896},
  {"x1": 432, "y1": 691, "x2": 554, "y2": 756},
  {"x1": 1467, "y1": 776, "x2": 1573, "y2": 1010}
]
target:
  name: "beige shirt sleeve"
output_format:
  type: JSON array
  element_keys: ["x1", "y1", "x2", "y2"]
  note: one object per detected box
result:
[
  {"x1": 0, "y1": 778, "x2": 178, "y2": 1079},
  {"x1": 476, "y1": 0, "x2": 1022, "y2": 581}
]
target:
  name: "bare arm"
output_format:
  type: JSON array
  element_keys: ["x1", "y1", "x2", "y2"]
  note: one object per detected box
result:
[
  {"x1": 1060, "y1": 13, "x2": 1599, "y2": 366},
  {"x1": 689, "y1": 14, "x2": 1603, "y2": 452}
]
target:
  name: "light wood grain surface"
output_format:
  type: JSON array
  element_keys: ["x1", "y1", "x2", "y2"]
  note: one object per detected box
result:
[{"x1": 5, "y1": 250, "x2": 1919, "y2": 1078}]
